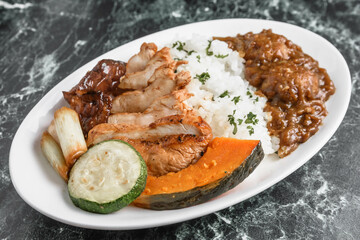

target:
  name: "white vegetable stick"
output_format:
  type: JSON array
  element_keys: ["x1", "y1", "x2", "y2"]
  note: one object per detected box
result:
[
  {"x1": 47, "y1": 120, "x2": 59, "y2": 144},
  {"x1": 54, "y1": 107, "x2": 87, "y2": 167},
  {"x1": 40, "y1": 131, "x2": 69, "y2": 181}
]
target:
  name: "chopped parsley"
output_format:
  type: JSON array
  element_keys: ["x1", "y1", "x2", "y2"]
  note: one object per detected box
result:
[
  {"x1": 228, "y1": 110, "x2": 257, "y2": 135},
  {"x1": 195, "y1": 72, "x2": 210, "y2": 85},
  {"x1": 172, "y1": 41, "x2": 185, "y2": 51},
  {"x1": 247, "y1": 125, "x2": 255, "y2": 135},
  {"x1": 253, "y1": 97, "x2": 259, "y2": 103},
  {"x1": 246, "y1": 90, "x2": 253, "y2": 98},
  {"x1": 206, "y1": 40, "x2": 214, "y2": 56},
  {"x1": 219, "y1": 90, "x2": 230, "y2": 98},
  {"x1": 173, "y1": 57, "x2": 183, "y2": 61},
  {"x1": 206, "y1": 40, "x2": 230, "y2": 58},
  {"x1": 245, "y1": 112, "x2": 259, "y2": 125},
  {"x1": 187, "y1": 50, "x2": 196, "y2": 56},
  {"x1": 227, "y1": 110, "x2": 238, "y2": 135},
  {"x1": 215, "y1": 53, "x2": 229, "y2": 59},
  {"x1": 231, "y1": 96, "x2": 241, "y2": 105},
  {"x1": 172, "y1": 41, "x2": 196, "y2": 56},
  {"x1": 196, "y1": 55, "x2": 201, "y2": 63}
]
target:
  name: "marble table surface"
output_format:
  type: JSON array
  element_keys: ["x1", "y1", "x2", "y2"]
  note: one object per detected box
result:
[{"x1": 1, "y1": 0, "x2": 359, "y2": 239}]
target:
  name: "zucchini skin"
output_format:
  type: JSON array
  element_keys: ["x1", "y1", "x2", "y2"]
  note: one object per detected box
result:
[
  {"x1": 134, "y1": 141, "x2": 264, "y2": 210},
  {"x1": 68, "y1": 140, "x2": 147, "y2": 214}
]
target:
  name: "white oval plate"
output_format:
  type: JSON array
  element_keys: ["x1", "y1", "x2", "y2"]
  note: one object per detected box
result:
[{"x1": 9, "y1": 19, "x2": 351, "y2": 230}]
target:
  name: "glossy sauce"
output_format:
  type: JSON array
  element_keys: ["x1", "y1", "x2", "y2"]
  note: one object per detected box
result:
[
  {"x1": 215, "y1": 29, "x2": 335, "y2": 157},
  {"x1": 63, "y1": 59, "x2": 126, "y2": 136}
]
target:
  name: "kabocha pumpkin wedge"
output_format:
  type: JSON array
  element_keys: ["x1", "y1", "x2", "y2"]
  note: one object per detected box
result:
[{"x1": 133, "y1": 137, "x2": 264, "y2": 210}]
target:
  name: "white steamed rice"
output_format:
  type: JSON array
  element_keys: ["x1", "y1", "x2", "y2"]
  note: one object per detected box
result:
[{"x1": 168, "y1": 35, "x2": 279, "y2": 154}]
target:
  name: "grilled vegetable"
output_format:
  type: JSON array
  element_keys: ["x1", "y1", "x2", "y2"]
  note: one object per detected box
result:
[
  {"x1": 133, "y1": 137, "x2": 264, "y2": 210},
  {"x1": 68, "y1": 140, "x2": 147, "y2": 214},
  {"x1": 40, "y1": 131, "x2": 69, "y2": 181},
  {"x1": 54, "y1": 107, "x2": 87, "y2": 167}
]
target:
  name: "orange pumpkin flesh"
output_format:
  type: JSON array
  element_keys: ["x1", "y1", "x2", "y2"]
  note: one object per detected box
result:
[{"x1": 133, "y1": 137, "x2": 264, "y2": 210}]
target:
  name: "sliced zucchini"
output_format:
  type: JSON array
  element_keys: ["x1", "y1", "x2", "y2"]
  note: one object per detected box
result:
[{"x1": 68, "y1": 140, "x2": 147, "y2": 214}]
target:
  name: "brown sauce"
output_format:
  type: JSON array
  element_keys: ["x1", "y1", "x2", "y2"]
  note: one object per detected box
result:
[
  {"x1": 215, "y1": 29, "x2": 335, "y2": 157},
  {"x1": 63, "y1": 59, "x2": 126, "y2": 136}
]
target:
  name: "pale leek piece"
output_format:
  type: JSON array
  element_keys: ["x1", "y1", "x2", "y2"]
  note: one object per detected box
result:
[
  {"x1": 54, "y1": 107, "x2": 87, "y2": 167},
  {"x1": 40, "y1": 131, "x2": 69, "y2": 181},
  {"x1": 47, "y1": 120, "x2": 60, "y2": 144}
]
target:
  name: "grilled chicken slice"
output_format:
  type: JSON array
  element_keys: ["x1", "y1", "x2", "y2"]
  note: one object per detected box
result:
[
  {"x1": 111, "y1": 61, "x2": 190, "y2": 113},
  {"x1": 87, "y1": 114, "x2": 213, "y2": 176},
  {"x1": 119, "y1": 47, "x2": 173, "y2": 90},
  {"x1": 108, "y1": 89, "x2": 193, "y2": 126},
  {"x1": 87, "y1": 114, "x2": 212, "y2": 146},
  {"x1": 126, "y1": 42, "x2": 158, "y2": 74},
  {"x1": 144, "y1": 89, "x2": 192, "y2": 114},
  {"x1": 114, "y1": 135, "x2": 209, "y2": 176}
]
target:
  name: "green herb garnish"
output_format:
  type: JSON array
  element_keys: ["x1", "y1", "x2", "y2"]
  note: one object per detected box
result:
[
  {"x1": 231, "y1": 96, "x2": 241, "y2": 105},
  {"x1": 247, "y1": 125, "x2": 254, "y2": 135},
  {"x1": 253, "y1": 97, "x2": 259, "y2": 103},
  {"x1": 172, "y1": 41, "x2": 196, "y2": 56},
  {"x1": 195, "y1": 72, "x2": 210, "y2": 85},
  {"x1": 237, "y1": 119, "x2": 243, "y2": 125},
  {"x1": 227, "y1": 110, "x2": 238, "y2": 135},
  {"x1": 196, "y1": 55, "x2": 201, "y2": 63},
  {"x1": 172, "y1": 41, "x2": 185, "y2": 51},
  {"x1": 187, "y1": 50, "x2": 195, "y2": 55},
  {"x1": 206, "y1": 40, "x2": 214, "y2": 56},
  {"x1": 219, "y1": 90, "x2": 230, "y2": 98},
  {"x1": 245, "y1": 112, "x2": 259, "y2": 125},
  {"x1": 246, "y1": 90, "x2": 253, "y2": 98},
  {"x1": 215, "y1": 54, "x2": 229, "y2": 59}
]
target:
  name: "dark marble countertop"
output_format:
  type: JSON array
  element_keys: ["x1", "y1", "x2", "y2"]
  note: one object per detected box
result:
[{"x1": 1, "y1": 0, "x2": 359, "y2": 239}]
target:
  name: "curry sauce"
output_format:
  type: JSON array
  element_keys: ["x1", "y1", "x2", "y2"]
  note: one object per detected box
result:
[{"x1": 215, "y1": 29, "x2": 335, "y2": 157}]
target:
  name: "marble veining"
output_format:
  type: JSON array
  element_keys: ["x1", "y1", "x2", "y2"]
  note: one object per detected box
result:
[{"x1": 1, "y1": 0, "x2": 360, "y2": 239}]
